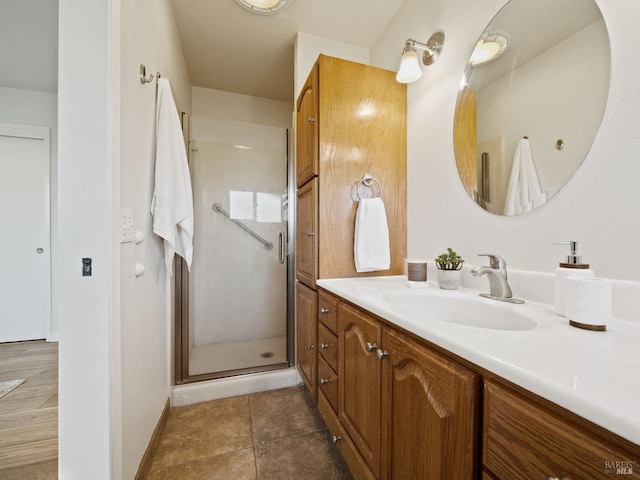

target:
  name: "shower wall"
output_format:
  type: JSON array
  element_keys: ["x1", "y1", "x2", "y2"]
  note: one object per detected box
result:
[{"x1": 189, "y1": 117, "x2": 287, "y2": 348}]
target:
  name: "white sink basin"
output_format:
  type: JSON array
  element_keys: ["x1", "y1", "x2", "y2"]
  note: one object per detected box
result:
[{"x1": 384, "y1": 290, "x2": 537, "y2": 331}]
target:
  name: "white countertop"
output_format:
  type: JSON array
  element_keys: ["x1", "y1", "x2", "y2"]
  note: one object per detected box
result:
[{"x1": 316, "y1": 276, "x2": 640, "y2": 446}]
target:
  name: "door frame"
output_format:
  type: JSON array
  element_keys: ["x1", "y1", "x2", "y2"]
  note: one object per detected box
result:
[{"x1": 173, "y1": 115, "x2": 293, "y2": 384}]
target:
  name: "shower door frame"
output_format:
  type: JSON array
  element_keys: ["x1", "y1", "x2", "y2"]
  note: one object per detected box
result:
[{"x1": 174, "y1": 114, "x2": 295, "y2": 385}]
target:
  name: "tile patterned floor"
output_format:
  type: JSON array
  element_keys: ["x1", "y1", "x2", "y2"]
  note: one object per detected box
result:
[{"x1": 147, "y1": 386, "x2": 353, "y2": 480}]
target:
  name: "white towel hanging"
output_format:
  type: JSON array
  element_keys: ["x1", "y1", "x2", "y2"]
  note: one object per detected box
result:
[
  {"x1": 354, "y1": 197, "x2": 390, "y2": 272},
  {"x1": 151, "y1": 78, "x2": 194, "y2": 274}
]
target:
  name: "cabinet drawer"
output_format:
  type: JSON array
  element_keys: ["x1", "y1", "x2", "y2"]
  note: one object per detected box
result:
[
  {"x1": 318, "y1": 355, "x2": 338, "y2": 413},
  {"x1": 318, "y1": 290, "x2": 339, "y2": 333},
  {"x1": 318, "y1": 322, "x2": 338, "y2": 371},
  {"x1": 484, "y1": 381, "x2": 640, "y2": 480}
]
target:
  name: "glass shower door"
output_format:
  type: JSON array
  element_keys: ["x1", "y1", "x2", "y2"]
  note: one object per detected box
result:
[{"x1": 186, "y1": 116, "x2": 288, "y2": 378}]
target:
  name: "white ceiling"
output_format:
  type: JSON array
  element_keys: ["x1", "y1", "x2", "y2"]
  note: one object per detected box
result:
[
  {"x1": 0, "y1": 0, "x2": 404, "y2": 101},
  {"x1": 0, "y1": 0, "x2": 58, "y2": 93},
  {"x1": 169, "y1": 0, "x2": 406, "y2": 102}
]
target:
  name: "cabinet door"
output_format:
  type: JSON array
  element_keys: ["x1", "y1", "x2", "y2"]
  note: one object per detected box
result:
[
  {"x1": 296, "y1": 63, "x2": 318, "y2": 187},
  {"x1": 381, "y1": 328, "x2": 478, "y2": 480},
  {"x1": 484, "y1": 381, "x2": 640, "y2": 480},
  {"x1": 295, "y1": 178, "x2": 318, "y2": 288},
  {"x1": 339, "y1": 303, "x2": 382, "y2": 477},
  {"x1": 296, "y1": 281, "x2": 317, "y2": 402}
]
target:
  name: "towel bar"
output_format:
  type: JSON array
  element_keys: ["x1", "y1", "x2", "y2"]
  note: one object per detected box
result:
[{"x1": 356, "y1": 174, "x2": 383, "y2": 200}]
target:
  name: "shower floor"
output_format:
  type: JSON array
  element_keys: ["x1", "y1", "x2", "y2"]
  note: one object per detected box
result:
[{"x1": 189, "y1": 335, "x2": 287, "y2": 376}]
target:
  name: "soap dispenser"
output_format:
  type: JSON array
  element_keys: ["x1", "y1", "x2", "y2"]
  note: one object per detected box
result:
[{"x1": 553, "y1": 241, "x2": 594, "y2": 317}]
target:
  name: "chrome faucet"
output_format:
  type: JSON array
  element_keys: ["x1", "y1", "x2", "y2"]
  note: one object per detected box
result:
[{"x1": 471, "y1": 254, "x2": 524, "y2": 304}]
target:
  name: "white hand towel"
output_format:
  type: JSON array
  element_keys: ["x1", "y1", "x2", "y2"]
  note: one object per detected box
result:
[
  {"x1": 151, "y1": 78, "x2": 194, "y2": 274},
  {"x1": 504, "y1": 137, "x2": 547, "y2": 215},
  {"x1": 354, "y1": 197, "x2": 390, "y2": 272}
]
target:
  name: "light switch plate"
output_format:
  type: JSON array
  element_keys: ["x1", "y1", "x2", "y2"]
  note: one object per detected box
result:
[{"x1": 121, "y1": 209, "x2": 134, "y2": 243}]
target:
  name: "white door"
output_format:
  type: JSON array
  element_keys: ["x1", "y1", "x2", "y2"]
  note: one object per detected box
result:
[{"x1": 0, "y1": 123, "x2": 50, "y2": 342}]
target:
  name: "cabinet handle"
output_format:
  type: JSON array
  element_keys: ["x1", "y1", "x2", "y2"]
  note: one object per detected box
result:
[
  {"x1": 307, "y1": 231, "x2": 314, "y2": 237},
  {"x1": 376, "y1": 349, "x2": 389, "y2": 360},
  {"x1": 332, "y1": 435, "x2": 341, "y2": 444},
  {"x1": 307, "y1": 344, "x2": 315, "y2": 350},
  {"x1": 307, "y1": 117, "x2": 315, "y2": 123},
  {"x1": 320, "y1": 343, "x2": 329, "y2": 350},
  {"x1": 320, "y1": 307, "x2": 329, "y2": 314},
  {"x1": 320, "y1": 378, "x2": 330, "y2": 385},
  {"x1": 366, "y1": 342, "x2": 378, "y2": 353}
]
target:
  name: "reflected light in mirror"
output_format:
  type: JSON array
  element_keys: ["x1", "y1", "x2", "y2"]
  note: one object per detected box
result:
[
  {"x1": 396, "y1": 50, "x2": 423, "y2": 83},
  {"x1": 470, "y1": 36, "x2": 508, "y2": 65}
]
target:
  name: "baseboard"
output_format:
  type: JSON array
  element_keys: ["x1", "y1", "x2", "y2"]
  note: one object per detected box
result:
[
  {"x1": 134, "y1": 398, "x2": 171, "y2": 480},
  {"x1": 172, "y1": 366, "x2": 302, "y2": 407}
]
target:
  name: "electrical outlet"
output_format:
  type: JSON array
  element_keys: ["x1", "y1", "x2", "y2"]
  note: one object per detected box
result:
[
  {"x1": 82, "y1": 257, "x2": 92, "y2": 276},
  {"x1": 121, "y1": 209, "x2": 134, "y2": 243}
]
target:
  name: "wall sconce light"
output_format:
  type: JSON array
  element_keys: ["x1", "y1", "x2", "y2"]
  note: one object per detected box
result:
[{"x1": 396, "y1": 31, "x2": 445, "y2": 84}]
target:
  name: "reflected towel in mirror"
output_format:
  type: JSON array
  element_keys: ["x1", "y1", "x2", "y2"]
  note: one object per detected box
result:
[{"x1": 504, "y1": 137, "x2": 547, "y2": 215}]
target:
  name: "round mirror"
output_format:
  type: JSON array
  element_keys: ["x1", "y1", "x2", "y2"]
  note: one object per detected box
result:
[{"x1": 453, "y1": 0, "x2": 610, "y2": 215}]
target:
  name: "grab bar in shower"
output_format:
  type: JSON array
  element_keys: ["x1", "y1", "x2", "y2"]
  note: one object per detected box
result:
[{"x1": 212, "y1": 203, "x2": 273, "y2": 250}]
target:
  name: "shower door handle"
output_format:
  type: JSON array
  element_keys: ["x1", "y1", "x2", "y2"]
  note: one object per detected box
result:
[{"x1": 278, "y1": 232, "x2": 285, "y2": 264}]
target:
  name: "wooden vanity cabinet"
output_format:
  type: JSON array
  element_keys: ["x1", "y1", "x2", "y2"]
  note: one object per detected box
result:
[
  {"x1": 295, "y1": 178, "x2": 317, "y2": 289},
  {"x1": 295, "y1": 281, "x2": 317, "y2": 402},
  {"x1": 295, "y1": 63, "x2": 318, "y2": 187},
  {"x1": 295, "y1": 54, "x2": 407, "y2": 443},
  {"x1": 483, "y1": 380, "x2": 640, "y2": 480},
  {"x1": 294, "y1": 54, "x2": 407, "y2": 286},
  {"x1": 336, "y1": 301, "x2": 478, "y2": 480},
  {"x1": 339, "y1": 303, "x2": 384, "y2": 477},
  {"x1": 381, "y1": 328, "x2": 478, "y2": 480}
]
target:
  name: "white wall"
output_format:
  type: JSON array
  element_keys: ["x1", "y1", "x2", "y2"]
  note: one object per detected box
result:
[
  {"x1": 120, "y1": 0, "x2": 191, "y2": 478},
  {"x1": 192, "y1": 87, "x2": 292, "y2": 128},
  {"x1": 371, "y1": 0, "x2": 640, "y2": 282},
  {"x1": 294, "y1": 32, "x2": 370, "y2": 99},
  {"x1": 58, "y1": 0, "x2": 117, "y2": 477},
  {"x1": 0, "y1": 86, "x2": 59, "y2": 339}
]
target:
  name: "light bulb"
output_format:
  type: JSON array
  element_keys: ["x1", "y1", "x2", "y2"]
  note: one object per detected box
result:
[{"x1": 396, "y1": 50, "x2": 423, "y2": 84}]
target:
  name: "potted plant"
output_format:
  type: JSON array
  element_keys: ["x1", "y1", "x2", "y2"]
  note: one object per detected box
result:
[{"x1": 435, "y1": 248, "x2": 464, "y2": 290}]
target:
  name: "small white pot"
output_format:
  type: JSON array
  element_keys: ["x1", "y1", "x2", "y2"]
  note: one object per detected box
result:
[{"x1": 437, "y1": 269, "x2": 461, "y2": 290}]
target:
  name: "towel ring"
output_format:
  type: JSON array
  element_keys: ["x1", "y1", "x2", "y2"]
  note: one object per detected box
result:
[{"x1": 356, "y1": 174, "x2": 383, "y2": 200}]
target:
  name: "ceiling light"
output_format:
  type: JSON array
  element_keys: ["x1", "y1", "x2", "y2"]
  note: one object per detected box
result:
[
  {"x1": 469, "y1": 36, "x2": 507, "y2": 66},
  {"x1": 233, "y1": 0, "x2": 292, "y2": 15},
  {"x1": 395, "y1": 32, "x2": 445, "y2": 84}
]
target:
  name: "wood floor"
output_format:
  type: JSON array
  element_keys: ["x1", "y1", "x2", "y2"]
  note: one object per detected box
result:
[{"x1": 0, "y1": 340, "x2": 58, "y2": 478}]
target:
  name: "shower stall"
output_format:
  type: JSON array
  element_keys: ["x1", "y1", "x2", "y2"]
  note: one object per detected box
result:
[{"x1": 175, "y1": 115, "x2": 293, "y2": 383}]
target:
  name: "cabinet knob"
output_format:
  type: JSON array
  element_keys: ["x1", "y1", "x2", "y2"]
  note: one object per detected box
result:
[
  {"x1": 320, "y1": 378, "x2": 330, "y2": 385},
  {"x1": 366, "y1": 342, "x2": 378, "y2": 353},
  {"x1": 307, "y1": 344, "x2": 315, "y2": 350},
  {"x1": 307, "y1": 117, "x2": 315, "y2": 123},
  {"x1": 320, "y1": 307, "x2": 329, "y2": 314},
  {"x1": 307, "y1": 231, "x2": 314, "y2": 237},
  {"x1": 376, "y1": 349, "x2": 389, "y2": 360},
  {"x1": 320, "y1": 343, "x2": 329, "y2": 350},
  {"x1": 332, "y1": 435, "x2": 341, "y2": 444}
]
